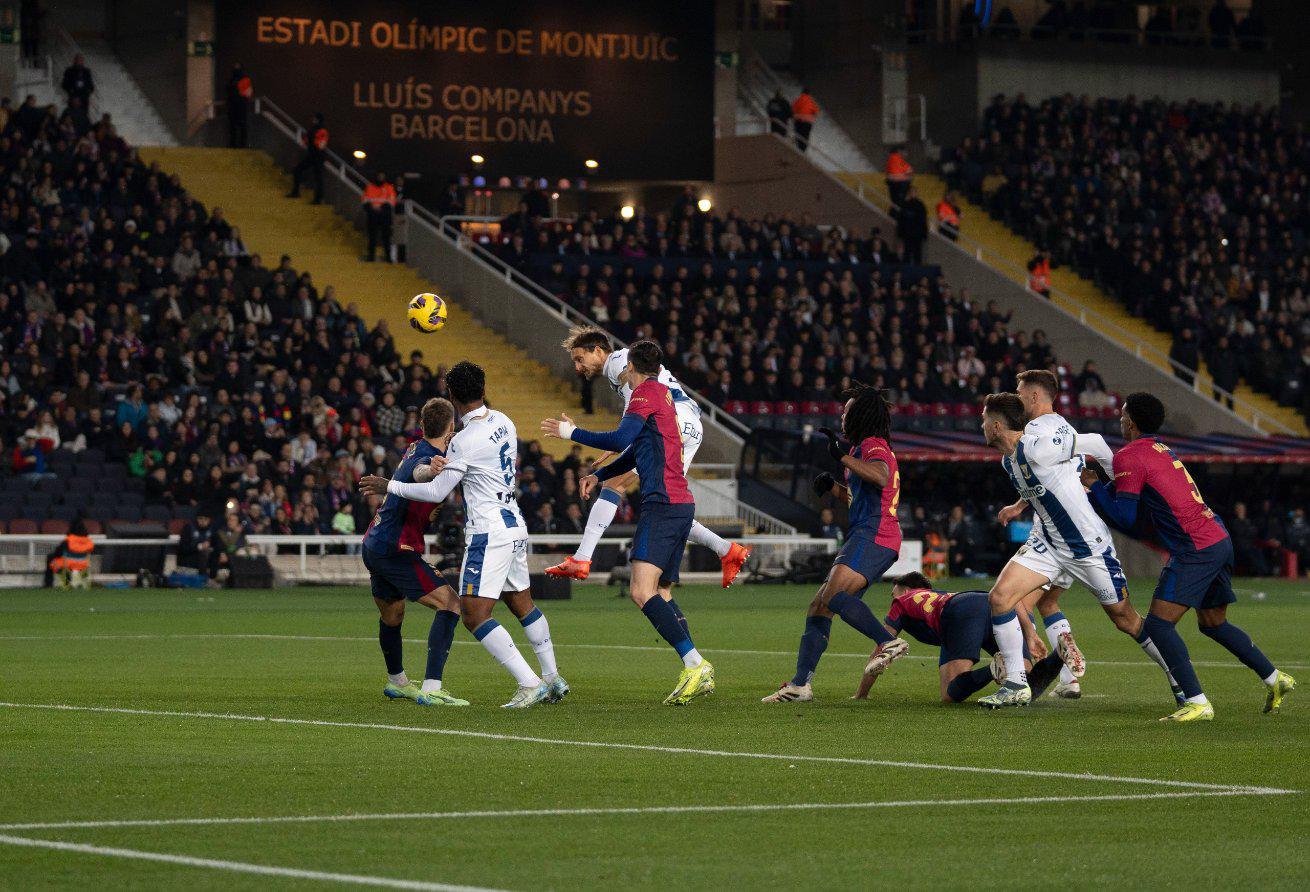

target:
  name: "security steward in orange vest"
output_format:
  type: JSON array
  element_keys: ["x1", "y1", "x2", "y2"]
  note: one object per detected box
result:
[
  {"x1": 885, "y1": 148, "x2": 914, "y2": 208},
  {"x1": 936, "y1": 190, "x2": 961, "y2": 241},
  {"x1": 362, "y1": 172, "x2": 398, "y2": 262},
  {"x1": 45, "y1": 519, "x2": 94, "y2": 587},
  {"x1": 791, "y1": 88, "x2": 819, "y2": 153},
  {"x1": 226, "y1": 64, "x2": 253, "y2": 148},
  {"x1": 288, "y1": 112, "x2": 329, "y2": 204},
  {"x1": 1027, "y1": 252, "x2": 1052, "y2": 298}
]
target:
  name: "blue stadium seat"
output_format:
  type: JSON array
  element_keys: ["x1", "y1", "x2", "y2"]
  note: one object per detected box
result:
[{"x1": 143, "y1": 505, "x2": 172, "y2": 522}]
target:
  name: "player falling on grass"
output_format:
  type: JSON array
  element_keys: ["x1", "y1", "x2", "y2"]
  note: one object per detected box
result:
[
  {"x1": 853, "y1": 572, "x2": 1068, "y2": 703},
  {"x1": 977, "y1": 387, "x2": 1183, "y2": 710},
  {"x1": 541, "y1": 339, "x2": 715, "y2": 705},
  {"x1": 549, "y1": 326, "x2": 752, "y2": 587},
  {"x1": 359, "y1": 397, "x2": 468, "y2": 706},
  {"x1": 361, "y1": 361, "x2": 567, "y2": 709},
  {"x1": 1084, "y1": 392, "x2": 1296, "y2": 722},
  {"x1": 762, "y1": 384, "x2": 909, "y2": 703}
]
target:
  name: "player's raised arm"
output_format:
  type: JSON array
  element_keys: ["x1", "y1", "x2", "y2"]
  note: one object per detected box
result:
[
  {"x1": 541, "y1": 410, "x2": 644, "y2": 453},
  {"x1": 820, "y1": 426, "x2": 890, "y2": 486}
]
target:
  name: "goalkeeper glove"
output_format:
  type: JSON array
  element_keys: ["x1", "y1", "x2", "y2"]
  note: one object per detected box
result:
[
  {"x1": 812, "y1": 471, "x2": 836, "y2": 499},
  {"x1": 818, "y1": 427, "x2": 849, "y2": 463}
]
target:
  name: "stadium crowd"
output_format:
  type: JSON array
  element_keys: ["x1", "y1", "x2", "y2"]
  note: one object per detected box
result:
[
  {"x1": 2, "y1": 88, "x2": 1306, "y2": 581},
  {"x1": 946, "y1": 92, "x2": 1310, "y2": 417},
  {"x1": 0, "y1": 90, "x2": 615, "y2": 559},
  {"x1": 502, "y1": 199, "x2": 1076, "y2": 414}
]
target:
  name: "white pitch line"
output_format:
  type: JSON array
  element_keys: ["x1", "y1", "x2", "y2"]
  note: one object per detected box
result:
[
  {"x1": 0, "y1": 789, "x2": 1292, "y2": 833},
  {"x1": 1, "y1": 632, "x2": 1304, "y2": 671},
  {"x1": 0, "y1": 702, "x2": 1292, "y2": 794},
  {"x1": 0, "y1": 833, "x2": 501, "y2": 891}
]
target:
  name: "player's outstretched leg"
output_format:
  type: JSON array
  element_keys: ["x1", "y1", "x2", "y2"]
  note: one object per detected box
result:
[
  {"x1": 978, "y1": 561, "x2": 1046, "y2": 709},
  {"x1": 504, "y1": 590, "x2": 569, "y2": 703},
  {"x1": 548, "y1": 487, "x2": 624, "y2": 580},
  {"x1": 412, "y1": 586, "x2": 468, "y2": 706},
  {"x1": 461, "y1": 597, "x2": 549, "y2": 708},
  {"x1": 686, "y1": 521, "x2": 751, "y2": 587},
  {"x1": 377, "y1": 599, "x2": 422, "y2": 702},
  {"x1": 1101, "y1": 599, "x2": 1186, "y2": 704},
  {"x1": 1143, "y1": 606, "x2": 1213, "y2": 722},
  {"x1": 1196, "y1": 606, "x2": 1294, "y2": 713},
  {"x1": 764, "y1": 562, "x2": 903, "y2": 703}
]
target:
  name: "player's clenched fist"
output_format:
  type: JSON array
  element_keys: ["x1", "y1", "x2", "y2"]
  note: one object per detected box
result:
[{"x1": 358, "y1": 475, "x2": 389, "y2": 496}]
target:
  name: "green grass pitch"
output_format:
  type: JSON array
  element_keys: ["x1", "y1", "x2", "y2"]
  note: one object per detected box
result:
[{"x1": 2, "y1": 579, "x2": 1308, "y2": 889}]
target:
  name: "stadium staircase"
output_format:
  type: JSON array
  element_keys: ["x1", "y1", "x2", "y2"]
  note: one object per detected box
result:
[
  {"x1": 138, "y1": 147, "x2": 620, "y2": 459},
  {"x1": 48, "y1": 25, "x2": 176, "y2": 147}
]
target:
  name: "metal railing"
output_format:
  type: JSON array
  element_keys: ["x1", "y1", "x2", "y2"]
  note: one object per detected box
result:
[
  {"x1": 729, "y1": 83, "x2": 1293, "y2": 436},
  {"x1": 256, "y1": 96, "x2": 749, "y2": 445}
]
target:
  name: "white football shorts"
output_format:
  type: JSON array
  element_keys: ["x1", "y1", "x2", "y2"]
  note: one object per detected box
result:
[
  {"x1": 1010, "y1": 534, "x2": 1128, "y2": 606},
  {"x1": 459, "y1": 529, "x2": 530, "y2": 600}
]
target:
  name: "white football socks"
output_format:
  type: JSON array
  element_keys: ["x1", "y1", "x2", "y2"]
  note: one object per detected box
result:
[
  {"x1": 688, "y1": 521, "x2": 732, "y2": 558},
  {"x1": 1044, "y1": 618, "x2": 1076, "y2": 686},
  {"x1": 521, "y1": 610, "x2": 559, "y2": 680},
  {"x1": 992, "y1": 614, "x2": 1028, "y2": 685},
  {"x1": 388, "y1": 672, "x2": 410, "y2": 687},
  {"x1": 574, "y1": 495, "x2": 619, "y2": 562},
  {"x1": 421, "y1": 679, "x2": 442, "y2": 693},
  {"x1": 478, "y1": 622, "x2": 541, "y2": 688},
  {"x1": 682, "y1": 647, "x2": 704, "y2": 669}
]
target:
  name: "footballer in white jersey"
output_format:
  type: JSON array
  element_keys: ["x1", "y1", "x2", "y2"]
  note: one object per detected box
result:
[
  {"x1": 389, "y1": 405, "x2": 529, "y2": 600},
  {"x1": 978, "y1": 381, "x2": 1182, "y2": 711},
  {"x1": 602, "y1": 347, "x2": 703, "y2": 472},
  {"x1": 359, "y1": 362, "x2": 567, "y2": 709},
  {"x1": 551, "y1": 326, "x2": 751, "y2": 587},
  {"x1": 1000, "y1": 412, "x2": 1128, "y2": 606}
]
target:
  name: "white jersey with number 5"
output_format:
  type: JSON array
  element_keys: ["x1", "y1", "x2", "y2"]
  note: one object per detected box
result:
[
  {"x1": 603, "y1": 348, "x2": 704, "y2": 471},
  {"x1": 442, "y1": 407, "x2": 526, "y2": 536}
]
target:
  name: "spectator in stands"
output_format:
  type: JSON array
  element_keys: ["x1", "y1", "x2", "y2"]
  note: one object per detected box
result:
[
  {"x1": 884, "y1": 146, "x2": 913, "y2": 208},
  {"x1": 361, "y1": 172, "x2": 398, "y2": 262},
  {"x1": 894, "y1": 186, "x2": 929, "y2": 265},
  {"x1": 225, "y1": 64, "x2": 253, "y2": 148},
  {"x1": 1032, "y1": 0, "x2": 1070, "y2": 40},
  {"x1": 936, "y1": 190, "x2": 961, "y2": 241},
  {"x1": 1170, "y1": 328, "x2": 1200, "y2": 386},
  {"x1": 1208, "y1": 0, "x2": 1237, "y2": 48},
  {"x1": 1229, "y1": 502, "x2": 1269, "y2": 576},
  {"x1": 288, "y1": 112, "x2": 328, "y2": 204},
  {"x1": 60, "y1": 54, "x2": 94, "y2": 106},
  {"x1": 1284, "y1": 508, "x2": 1310, "y2": 575},
  {"x1": 791, "y1": 87, "x2": 819, "y2": 153},
  {"x1": 817, "y1": 507, "x2": 843, "y2": 543},
  {"x1": 1026, "y1": 251, "x2": 1051, "y2": 299},
  {"x1": 765, "y1": 89, "x2": 791, "y2": 136}
]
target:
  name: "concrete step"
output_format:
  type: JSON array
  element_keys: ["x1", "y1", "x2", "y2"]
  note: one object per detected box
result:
[{"x1": 139, "y1": 146, "x2": 621, "y2": 457}]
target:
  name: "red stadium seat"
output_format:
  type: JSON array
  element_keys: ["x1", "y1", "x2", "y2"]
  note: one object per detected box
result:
[
  {"x1": 800, "y1": 401, "x2": 823, "y2": 417},
  {"x1": 40, "y1": 520, "x2": 69, "y2": 535},
  {"x1": 82, "y1": 520, "x2": 102, "y2": 535},
  {"x1": 725, "y1": 400, "x2": 749, "y2": 416},
  {"x1": 749, "y1": 401, "x2": 773, "y2": 417},
  {"x1": 9, "y1": 519, "x2": 37, "y2": 535},
  {"x1": 167, "y1": 519, "x2": 188, "y2": 535}
]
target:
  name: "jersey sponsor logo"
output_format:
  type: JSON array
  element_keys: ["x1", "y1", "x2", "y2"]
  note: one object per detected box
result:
[
  {"x1": 1015, "y1": 483, "x2": 1047, "y2": 499},
  {"x1": 630, "y1": 396, "x2": 648, "y2": 405}
]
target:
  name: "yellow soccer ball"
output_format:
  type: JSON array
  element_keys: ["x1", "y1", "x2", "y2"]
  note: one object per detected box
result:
[{"x1": 407, "y1": 292, "x2": 448, "y2": 333}]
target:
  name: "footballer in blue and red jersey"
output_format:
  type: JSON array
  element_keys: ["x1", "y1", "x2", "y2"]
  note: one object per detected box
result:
[
  {"x1": 1085, "y1": 392, "x2": 1293, "y2": 718},
  {"x1": 361, "y1": 437, "x2": 451, "y2": 602},
  {"x1": 568, "y1": 375, "x2": 694, "y2": 583},
  {"x1": 853, "y1": 573, "x2": 1059, "y2": 703},
  {"x1": 1088, "y1": 430, "x2": 1234, "y2": 609},
  {"x1": 834, "y1": 434, "x2": 902, "y2": 594}
]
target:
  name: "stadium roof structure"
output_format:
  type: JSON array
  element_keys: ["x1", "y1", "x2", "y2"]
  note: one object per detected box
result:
[{"x1": 894, "y1": 432, "x2": 1310, "y2": 464}]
